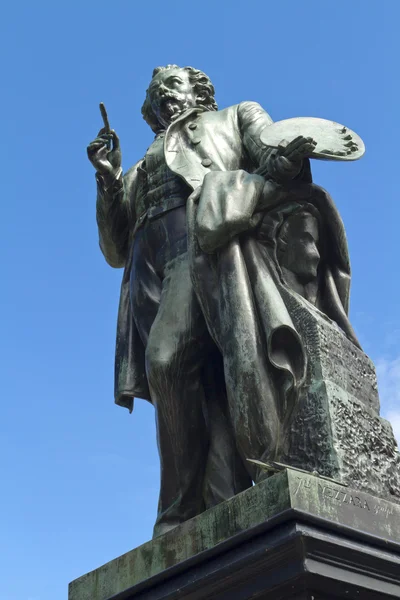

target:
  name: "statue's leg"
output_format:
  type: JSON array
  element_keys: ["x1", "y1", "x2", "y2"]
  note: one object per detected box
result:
[
  {"x1": 144, "y1": 252, "x2": 210, "y2": 538},
  {"x1": 202, "y1": 352, "x2": 253, "y2": 508}
]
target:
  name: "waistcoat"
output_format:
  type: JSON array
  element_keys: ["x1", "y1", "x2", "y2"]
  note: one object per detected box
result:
[{"x1": 135, "y1": 133, "x2": 191, "y2": 221}]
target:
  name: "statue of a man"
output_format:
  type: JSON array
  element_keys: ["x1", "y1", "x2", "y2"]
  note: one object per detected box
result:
[{"x1": 87, "y1": 65, "x2": 343, "y2": 537}]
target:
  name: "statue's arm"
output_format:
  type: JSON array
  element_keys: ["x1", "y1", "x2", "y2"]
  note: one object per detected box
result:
[
  {"x1": 87, "y1": 129, "x2": 138, "y2": 268},
  {"x1": 238, "y1": 101, "x2": 310, "y2": 182},
  {"x1": 95, "y1": 167, "x2": 136, "y2": 268}
]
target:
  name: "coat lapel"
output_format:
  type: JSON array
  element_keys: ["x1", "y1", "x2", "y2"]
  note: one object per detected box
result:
[{"x1": 164, "y1": 108, "x2": 208, "y2": 189}]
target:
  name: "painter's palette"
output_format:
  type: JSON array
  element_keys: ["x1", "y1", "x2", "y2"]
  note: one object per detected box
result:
[{"x1": 260, "y1": 117, "x2": 365, "y2": 161}]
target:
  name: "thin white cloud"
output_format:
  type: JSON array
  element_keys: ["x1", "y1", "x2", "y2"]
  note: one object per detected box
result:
[
  {"x1": 386, "y1": 410, "x2": 400, "y2": 442},
  {"x1": 376, "y1": 356, "x2": 400, "y2": 440}
]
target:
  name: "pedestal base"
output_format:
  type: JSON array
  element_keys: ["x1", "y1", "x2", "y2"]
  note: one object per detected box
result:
[{"x1": 69, "y1": 470, "x2": 400, "y2": 600}]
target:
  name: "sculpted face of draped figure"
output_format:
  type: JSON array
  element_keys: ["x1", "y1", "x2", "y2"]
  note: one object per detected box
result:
[
  {"x1": 274, "y1": 209, "x2": 321, "y2": 307},
  {"x1": 278, "y1": 212, "x2": 320, "y2": 284}
]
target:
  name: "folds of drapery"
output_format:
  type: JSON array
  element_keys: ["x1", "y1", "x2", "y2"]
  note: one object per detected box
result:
[
  {"x1": 187, "y1": 170, "x2": 359, "y2": 461},
  {"x1": 114, "y1": 168, "x2": 359, "y2": 428}
]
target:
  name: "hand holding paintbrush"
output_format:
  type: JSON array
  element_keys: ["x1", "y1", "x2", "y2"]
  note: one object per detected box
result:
[{"x1": 86, "y1": 102, "x2": 122, "y2": 181}]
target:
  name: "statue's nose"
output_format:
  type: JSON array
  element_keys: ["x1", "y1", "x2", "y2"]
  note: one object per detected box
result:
[{"x1": 158, "y1": 83, "x2": 168, "y2": 97}]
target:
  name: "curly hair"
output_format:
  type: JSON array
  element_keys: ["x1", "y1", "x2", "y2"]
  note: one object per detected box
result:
[{"x1": 141, "y1": 65, "x2": 218, "y2": 133}]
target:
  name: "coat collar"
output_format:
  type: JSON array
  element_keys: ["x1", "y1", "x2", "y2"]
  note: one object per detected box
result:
[{"x1": 163, "y1": 107, "x2": 207, "y2": 189}]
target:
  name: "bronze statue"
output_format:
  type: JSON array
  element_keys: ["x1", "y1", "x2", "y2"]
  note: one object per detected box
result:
[{"x1": 87, "y1": 64, "x2": 367, "y2": 537}]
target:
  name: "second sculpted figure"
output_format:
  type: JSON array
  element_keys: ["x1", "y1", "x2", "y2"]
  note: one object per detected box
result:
[{"x1": 87, "y1": 65, "x2": 365, "y2": 537}]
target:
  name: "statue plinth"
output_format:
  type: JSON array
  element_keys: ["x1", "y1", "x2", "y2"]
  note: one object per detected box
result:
[{"x1": 69, "y1": 469, "x2": 400, "y2": 600}]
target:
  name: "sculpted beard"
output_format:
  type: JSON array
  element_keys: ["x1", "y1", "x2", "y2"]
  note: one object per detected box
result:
[{"x1": 159, "y1": 92, "x2": 193, "y2": 120}]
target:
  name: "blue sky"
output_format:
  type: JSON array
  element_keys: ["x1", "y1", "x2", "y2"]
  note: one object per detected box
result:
[{"x1": 1, "y1": 1, "x2": 399, "y2": 599}]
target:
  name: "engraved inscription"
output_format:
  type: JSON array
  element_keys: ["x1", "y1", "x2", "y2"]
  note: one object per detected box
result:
[
  {"x1": 294, "y1": 475, "x2": 312, "y2": 495},
  {"x1": 294, "y1": 475, "x2": 372, "y2": 512},
  {"x1": 373, "y1": 503, "x2": 394, "y2": 517},
  {"x1": 294, "y1": 475, "x2": 397, "y2": 521},
  {"x1": 317, "y1": 481, "x2": 371, "y2": 512}
]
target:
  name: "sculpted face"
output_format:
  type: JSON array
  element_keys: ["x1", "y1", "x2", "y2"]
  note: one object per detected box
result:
[
  {"x1": 279, "y1": 213, "x2": 320, "y2": 283},
  {"x1": 148, "y1": 68, "x2": 197, "y2": 128}
]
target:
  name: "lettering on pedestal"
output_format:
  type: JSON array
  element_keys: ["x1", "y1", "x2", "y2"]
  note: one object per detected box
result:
[
  {"x1": 294, "y1": 475, "x2": 395, "y2": 517},
  {"x1": 317, "y1": 481, "x2": 371, "y2": 512},
  {"x1": 372, "y1": 503, "x2": 395, "y2": 518}
]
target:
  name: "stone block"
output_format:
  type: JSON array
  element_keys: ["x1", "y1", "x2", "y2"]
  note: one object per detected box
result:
[
  {"x1": 282, "y1": 292, "x2": 400, "y2": 502},
  {"x1": 69, "y1": 469, "x2": 400, "y2": 600}
]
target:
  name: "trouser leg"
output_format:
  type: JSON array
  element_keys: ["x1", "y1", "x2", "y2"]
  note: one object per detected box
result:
[
  {"x1": 202, "y1": 350, "x2": 252, "y2": 508},
  {"x1": 131, "y1": 219, "x2": 251, "y2": 531},
  {"x1": 144, "y1": 253, "x2": 210, "y2": 537}
]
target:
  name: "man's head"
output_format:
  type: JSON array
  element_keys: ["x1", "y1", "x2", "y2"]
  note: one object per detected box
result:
[
  {"x1": 142, "y1": 65, "x2": 217, "y2": 132},
  {"x1": 277, "y1": 205, "x2": 321, "y2": 283}
]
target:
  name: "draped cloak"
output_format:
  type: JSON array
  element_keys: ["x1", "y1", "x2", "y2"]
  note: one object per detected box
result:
[{"x1": 186, "y1": 172, "x2": 360, "y2": 454}]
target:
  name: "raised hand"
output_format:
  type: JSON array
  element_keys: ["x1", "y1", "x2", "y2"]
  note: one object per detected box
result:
[{"x1": 87, "y1": 128, "x2": 122, "y2": 183}]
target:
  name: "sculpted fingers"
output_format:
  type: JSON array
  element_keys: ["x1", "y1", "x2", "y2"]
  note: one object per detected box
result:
[
  {"x1": 299, "y1": 138, "x2": 317, "y2": 158},
  {"x1": 96, "y1": 128, "x2": 120, "y2": 150},
  {"x1": 87, "y1": 131, "x2": 122, "y2": 176},
  {"x1": 87, "y1": 132, "x2": 113, "y2": 153},
  {"x1": 110, "y1": 130, "x2": 120, "y2": 149},
  {"x1": 87, "y1": 139, "x2": 108, "y2": 159},
  {"x1": 278, "y1": 136, "x2": 305, "y2": 156},
  {"x1": 281, "y1": 136, "x2": 298, "y2": 151},
  {"x1": 284, "y1": 137, "x2": 317, "y2": 160},
  {"x1": 108, "y1": 130, "x2": 122, "y2": 170},
  {"x1": 88, "y1": 137, "x2": 106, "y2": 148}
]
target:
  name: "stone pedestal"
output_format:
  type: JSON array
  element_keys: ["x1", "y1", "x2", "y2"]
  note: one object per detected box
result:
[
  {"x1": 282, "y1": 292, "x2": 400, "y2": 502},
  {"x1": 69, "y1": 470, "x2": 400, "y2": 600}
]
